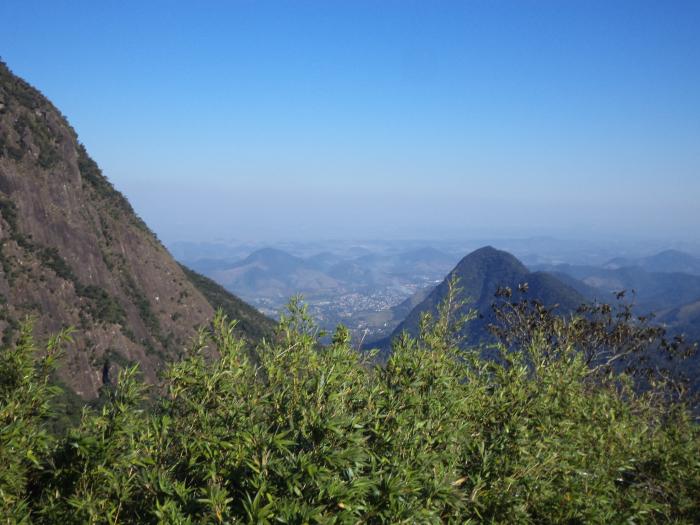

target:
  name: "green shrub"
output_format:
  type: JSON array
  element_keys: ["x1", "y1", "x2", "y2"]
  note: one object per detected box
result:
[
  {"x1": 37, "y1": 247, "x2": 75, "y2": 282},
  {"x1": 0, "y1": 320, "x2": 72, "y2": 521},
  {"x1": 122, "y1": 274, "x2": 160, "y2": 337},
  {"x1": 2, "y1": 290, "x2": 699, "y2": 523},
  {"x1": 75, "y1": 284, "x2": 126, "y2": 325}
]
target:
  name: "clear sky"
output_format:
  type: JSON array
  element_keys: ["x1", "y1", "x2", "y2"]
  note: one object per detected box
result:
[{"x1": 1, "y1": 1, "x2": 699, "y2": 242}]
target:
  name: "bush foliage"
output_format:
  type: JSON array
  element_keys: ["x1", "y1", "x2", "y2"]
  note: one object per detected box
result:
[{"x1": 1, "y1": 286, "x2": 699, "y2": 523}]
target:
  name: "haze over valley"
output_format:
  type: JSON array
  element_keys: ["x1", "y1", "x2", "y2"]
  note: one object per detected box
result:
[{"x1": 171, "y1": 237, "x2": 700, "y2": 345}]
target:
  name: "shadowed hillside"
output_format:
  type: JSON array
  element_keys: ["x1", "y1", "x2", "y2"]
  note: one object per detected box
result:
[{"x1": 389, "y1": 246, "x2": 586, "y2": 346}]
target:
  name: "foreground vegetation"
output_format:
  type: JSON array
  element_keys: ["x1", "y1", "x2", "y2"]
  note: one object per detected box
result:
[{"x1": 1, "y1": 285, "x2": 699, "y2": 523}]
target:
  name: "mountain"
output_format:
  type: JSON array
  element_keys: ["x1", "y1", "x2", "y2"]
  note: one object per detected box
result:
[
  {"x1": 0, "y1": 61, "x2": 270, "y2": 398},
  {"x1": 306, "y1": 251, "x2": 345, "y2": 272},
  {"x1": 241, "y1": 247, "x2": 307, "y2": 272},
  {"x1": 658, "y1": 299, "x2": 700, "y2": 343},
  {"x1": 186, "y1": 243, "x2": 459, "y2": 339},
  {"x1": 545, "y1": 271, "x2": 603, "y2": 301},
  {"x1": 603, "y1": 249, "x2": 700, "y2": 275},
  {"x1": 326, "y1": 260, "x2": 375, "y2": 283},
  {"x1": 639, "y1": 250, "x2": 700, "y2": 275},
  {"x1": 389, "y1": 246, "x2": 586, "y2": 346},
  {"x1": 209, "y1": 248, "x2": 343, "y2": 302},
  {"x1": 534, "y1": 263, "x2": 700, "y2": 314},
  {"x1": 354, "y1": 247, "x2": 459, "y2": 277},
  {"x1": 395, "y1": 247, "x2": 458, "y2": 267},
  {"x1": 601, "y1": 257, "x2": 631, "y2": 270}
]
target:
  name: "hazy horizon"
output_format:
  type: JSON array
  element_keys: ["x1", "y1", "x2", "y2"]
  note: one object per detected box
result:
[{"x1": 2, "y1": 1, "x2": 698, "y2": 243}]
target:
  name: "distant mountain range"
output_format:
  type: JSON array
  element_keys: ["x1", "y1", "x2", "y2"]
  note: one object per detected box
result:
[
  {"x1": 207, "y1": 247, "x2": 344, "y2": 301},
  {"x1": 530, "y1": 252, "x2": 700, "y2": 349},
  {"x1": 184, "y1": 245, "x2": 459, "y2": 340},
  {"x1": 0, "y1": 62, "x2": 272, "y2": 398},
  {"x1": 186, "y1": 239, "x2": 700, "y2": 354},
  {"x1": 534, "y1": 261, "x2": 700, "y2": 316},
  {"x1": 196, "y1": 246, "x2": 459, "y2": 300},
  {"x1": 602, "y1": 249, "x2": 700, "y2": 275}
]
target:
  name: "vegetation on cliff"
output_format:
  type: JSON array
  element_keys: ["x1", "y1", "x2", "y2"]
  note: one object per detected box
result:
[{"x1": 2, "y1": 283, "x2": 698, "y2": 523}]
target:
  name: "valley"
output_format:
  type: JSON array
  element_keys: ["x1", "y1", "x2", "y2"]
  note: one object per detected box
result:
[
  {"x1": 172, "y1": 242, "x2": 462, "y2": 342},
  {"x1": 171, "y1": 238, "x2": 700, "y2": 347}
]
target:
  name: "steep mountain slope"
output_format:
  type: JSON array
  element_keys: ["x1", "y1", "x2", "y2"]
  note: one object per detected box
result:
[
  {"x1": 0, "y1": 62, "x2": 269, "y2": 398},
  {"x1": 390, "y1": 246, "x2": 585, "y2": 345},
  {"x1": 387, "y1": 284, "x2": 435, "y2": 323}
]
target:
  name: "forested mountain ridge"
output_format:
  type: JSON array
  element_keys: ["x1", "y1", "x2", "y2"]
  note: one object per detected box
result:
[{"x1": 0, "y1": 61, "x2": 270, "y2": 398}]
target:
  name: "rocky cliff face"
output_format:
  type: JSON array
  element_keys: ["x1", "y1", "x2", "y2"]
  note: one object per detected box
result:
[{"x1": 0, "y1": 62, "x2": 269, "y2": 398}]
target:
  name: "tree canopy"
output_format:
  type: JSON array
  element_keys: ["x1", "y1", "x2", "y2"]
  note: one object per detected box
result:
[{"x1": 1, "y1": 287, "x2": 699, "y2": 523}]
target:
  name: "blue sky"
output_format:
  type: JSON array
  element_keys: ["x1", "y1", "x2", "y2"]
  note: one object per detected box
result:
[{"x1": 1, "y1": 1, "x2": 699, "y2": 242}]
